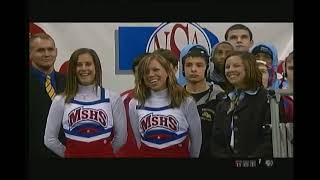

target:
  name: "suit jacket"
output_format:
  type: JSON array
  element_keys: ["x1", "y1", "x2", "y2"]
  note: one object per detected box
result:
[
  {"x1": 210, "y1": 88, "x2": 273, "y2": 158},
  {"x1": 29, "y1": 69, "x2": 66, "y2": 159}
]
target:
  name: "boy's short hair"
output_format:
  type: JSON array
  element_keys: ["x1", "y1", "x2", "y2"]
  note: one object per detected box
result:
[{"x1": 225, "y1": 24, "x2": 253, "y2": 41}]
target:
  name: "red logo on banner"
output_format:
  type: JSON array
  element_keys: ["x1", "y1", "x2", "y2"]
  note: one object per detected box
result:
[
  {"x1": 59, "y1": 61, "x2": 69, "y2": 76},
  {"x1": 29, "y1": 23, "x2": 46, "y2": 38},
  {"x1": 146, "y1": 23, "x2": 212, "y2": 60}
]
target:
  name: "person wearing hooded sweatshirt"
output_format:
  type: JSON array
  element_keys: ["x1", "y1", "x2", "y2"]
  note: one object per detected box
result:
[
  {"x1": 254, "y1": 49, "x2": 294, "y2": 124},
  {"x1": 251, "y1": 43, "x2": 282, "y2": 90},
  {"x1": 207, "y1": 41, "x2": 234, "y2": 90},
  {"x1": 256, "y1": 60, "x2": 270, "y2": 89},
  {"x1": 180, "y1": 44, "x2": 224, "y2": 158}
]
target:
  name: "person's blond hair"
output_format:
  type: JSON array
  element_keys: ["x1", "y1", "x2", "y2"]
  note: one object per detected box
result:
[{"x1": 134, "y1": 53, "x2": 189, "y2": 108}]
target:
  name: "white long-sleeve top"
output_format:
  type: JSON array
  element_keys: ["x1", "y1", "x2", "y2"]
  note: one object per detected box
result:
[
  {"x1": 44, "y1": 84, "x2": 127, "y2": 157},
  {"x1": 128, "y1": 88, "x2": 202, "y2": 158}
]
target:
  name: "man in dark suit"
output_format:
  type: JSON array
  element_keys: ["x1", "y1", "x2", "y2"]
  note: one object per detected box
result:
[{"x1": 29, "y1": 33, "x2": 66, "y2": 159}]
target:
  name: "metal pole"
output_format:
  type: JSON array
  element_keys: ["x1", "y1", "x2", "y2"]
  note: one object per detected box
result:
[
  {"x1": 268, "y1": 90, "x2": 281, "y2": 158},
  {"x1": 279, "y1": 123, "x2": 288, "y2": 157},
  {"x1": 268, "y1": 88, "x2": 293, "y2": 158},
  {"x1": 277, "y1": 89, "x2": 294, "y2": 158},
  {"x1": 286, "y1": 123, "x2": 294, "y2": 157}
]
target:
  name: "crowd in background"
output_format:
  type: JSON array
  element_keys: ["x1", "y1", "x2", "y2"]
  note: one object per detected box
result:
[{"x1": 29, "y1": 24, "x2": 294, "y2": 158}]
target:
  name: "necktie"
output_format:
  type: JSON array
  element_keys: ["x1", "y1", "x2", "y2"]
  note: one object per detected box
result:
[
  {"x1": 227, "y1": 90, "x2": 241, "y2": 115},
  {"x1": 45, "y1": 75, "x2": 56, "y2": 100},
  {"x1": 229, "y1": 90, "x2": 241, "y2": 150}
]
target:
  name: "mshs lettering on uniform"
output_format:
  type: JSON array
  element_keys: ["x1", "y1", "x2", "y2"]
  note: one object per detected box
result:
[{"x1": 44, "y1": 85, "x2": 127, "y2": 157}]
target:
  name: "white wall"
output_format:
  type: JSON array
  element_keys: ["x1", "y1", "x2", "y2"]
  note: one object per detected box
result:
[{"x1": 35, "y1": 22, "x2": 293, "y2": 93}]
